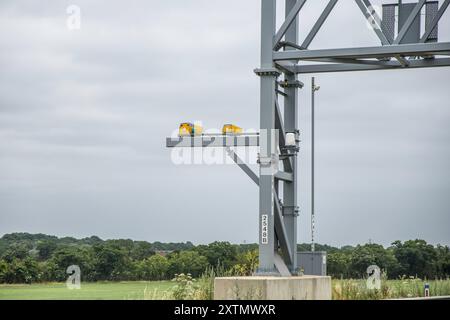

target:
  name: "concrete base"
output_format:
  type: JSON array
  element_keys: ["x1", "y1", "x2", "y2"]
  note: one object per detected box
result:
[{"x1": 214, "y1": 276, "x2": 332, "y2": 300}]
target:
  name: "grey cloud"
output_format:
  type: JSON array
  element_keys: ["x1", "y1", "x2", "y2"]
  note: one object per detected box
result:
[{"x1": 0, "y1": 0, "x2": 449, "y2": 246}]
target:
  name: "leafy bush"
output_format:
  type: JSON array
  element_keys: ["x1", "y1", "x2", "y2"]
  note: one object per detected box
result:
[
  {"x1": 229, "y1": 250, "x2": 258, "y2": 276},
  {"x1": 138, "y1": 255, "x2": 170, "y2": 280},
  {"x1": 171, "y1": 273, "x2": 197, "y2": 300},
  {"x1": 0, "y1": 257, "x2": 41, "y2": 284},
  {"x1": 168, "y1": 251, "x2": 209, "y2": 278}
]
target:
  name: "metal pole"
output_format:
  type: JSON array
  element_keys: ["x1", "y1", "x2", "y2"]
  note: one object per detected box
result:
[
  {"x1": 311, "y1": 77, "x2": 319, "y2": 253},
  {"x1": 311, "y1": 77, "x2": 315, "y2": 253}
]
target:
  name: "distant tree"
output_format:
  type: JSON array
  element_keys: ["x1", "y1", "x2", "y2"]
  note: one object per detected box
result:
[
  {"x1": 435, "y1": 244, "x2": 450, "y2": 278},
  {"x1": 45, "y1": 247, "x2": 93, "y2": 282},
  {"x1": 0, "y1": 260, "x2": 8, "y2": 283},
  {"x1": 1, "y1": 244, "x2": 30, "y2": 262},
  {"x1": 151, "y1": 241, "x2": 195, "y2": 252},
  {"x1": 131, "y1": 241, "x2": 155, "y2": 261},
  {"x1": 59, "y1": 237, "x2": 78, "y2": 245},
  {"x1": 1, "y1": 233, "x2": 36, "y2": 242},
  {"x1": 194, "y1": 242, "x2": 237, "y2": 269},
  {"x1": 36, "y1": 240, "x2": 58, "y2": 261},
  {"x1": 327, "y1": 251, "x2": 352, "y2": 278},
  {"x1": 105, "y1": 239, "x2": 135, "y2": 252},
  {"x1": 348, "y1": 243, "x2": 400, "y2": 279},
  {"x1": 168, "y1": 251, "x2": 209, "y2": 278},
  {"x1": 92, "y1": 244, "x2": 135, "y2": 280},
  {"x1": 138, "y1": 255, "x2": 170, "y2": 280},
  {"x1": 1, "y1": 232, "x2": 447, "y2": 283},
  {"x1": 80, "y1": 236, "x2": 103, "y2": 245},
  {"x1": 391, "y1": 240, "x2": 438, "y2": 279},
  {"x1": 0, "y1": 257, "x2": 40, "y2": 284}
]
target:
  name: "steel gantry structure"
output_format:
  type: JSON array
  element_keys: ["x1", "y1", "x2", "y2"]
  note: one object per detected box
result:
[{"x1": 167, "y1": 0, "x2": 450, "y2": 275}]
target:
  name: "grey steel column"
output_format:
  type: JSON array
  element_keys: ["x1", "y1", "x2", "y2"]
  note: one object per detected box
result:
[
  {"x1": 256, "y1": 0, "x2": 278, "y2": 274},
  {"x1": 283, "y1": 0, "x2": 299, "y2": 273}
]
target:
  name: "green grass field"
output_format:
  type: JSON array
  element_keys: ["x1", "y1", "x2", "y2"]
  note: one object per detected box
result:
[
  {"x1": 1, "y1": 279, "x2": 449, "y2": 300},
  {"x1": 0, "y1": 281, "x2": 175, "y2": 300},
  {"x1": 332, "y1": 279, "x2": 450, "y2": 300}
]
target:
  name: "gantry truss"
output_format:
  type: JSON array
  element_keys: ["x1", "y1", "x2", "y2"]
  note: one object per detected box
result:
[{"x1": 167, "y1": 0, "x2": 450, "y2": 275}]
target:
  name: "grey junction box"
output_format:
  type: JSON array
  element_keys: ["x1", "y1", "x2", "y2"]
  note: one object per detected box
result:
[{"x1": 297, "y1": 251, "x2": 327, "y2": 276}]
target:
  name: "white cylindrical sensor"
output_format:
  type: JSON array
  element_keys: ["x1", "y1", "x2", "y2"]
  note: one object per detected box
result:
[{"x1": 286, "y1": 132, "x2": 296, "y2": 147}]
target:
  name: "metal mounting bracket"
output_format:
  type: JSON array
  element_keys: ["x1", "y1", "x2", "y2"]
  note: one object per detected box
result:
[
  {"x1": 279, "y1": 79, "x2": 304, "y2": 89},
  {"x1": 283, "y1": 205, "x2": 300, "y2": 217},
  {"x1": 254, "y1": 68, "x2": 281, "y2": 77},
  {"x1": 257, "y1": 153, "x2": 279, "y2": 167}
]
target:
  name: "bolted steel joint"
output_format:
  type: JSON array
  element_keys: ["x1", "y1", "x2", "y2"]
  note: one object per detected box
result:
[
  {"x1": 254, "y1": 68, "x2": 281, "y2": 77},
  {"x1": 257, "y1": 153, "x2": 278, "y2": 166},
  {"x1": 279, "y1": 79, "x2": 304, "y2": 89},
  {"x1": 283, "y1": 206, "x2": 300, "y2": 217},
  {"x1": 257, "y1": 153, "x2": 279, "y2": 176}
]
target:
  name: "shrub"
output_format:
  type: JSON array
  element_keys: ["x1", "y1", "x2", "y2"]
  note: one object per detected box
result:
[{"x1": 138, "y1": 254, "x2": 170, "y2": 280}]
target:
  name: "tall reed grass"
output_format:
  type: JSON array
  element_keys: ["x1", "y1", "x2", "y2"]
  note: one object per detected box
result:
[{"x1": 332, "y1": 277, "x2": 450, "y2": 300}]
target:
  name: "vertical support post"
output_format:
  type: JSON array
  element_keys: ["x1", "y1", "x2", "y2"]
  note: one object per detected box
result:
[
  {"x1": 311, "y1": 77, "x2": 316, "y2": 253},
  {"x1": 311, "y1": 77, "x2": 320, "y2": 254},
  {"x1": 256, "y1": 0, "x2": 278, "y2": 274},
  {"x1": 283, "y1": 0, "x2": 299, "y2": 273}
]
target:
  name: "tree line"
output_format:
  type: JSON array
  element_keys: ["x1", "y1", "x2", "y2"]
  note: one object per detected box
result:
[{"x1": 0, "y1": 233, "x2": 448, "y2": 283}]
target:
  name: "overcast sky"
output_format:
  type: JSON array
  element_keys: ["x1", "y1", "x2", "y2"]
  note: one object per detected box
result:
[{"x1": 0, "y1": 0, "x2": 449, "y2": 247}]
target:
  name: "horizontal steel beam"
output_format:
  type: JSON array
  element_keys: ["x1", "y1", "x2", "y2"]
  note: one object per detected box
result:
[
  {"x1": 294, "y1": 57, "x2": 450, "y2": 74},
  {"x1": 311, "y1": 58, "x2": 396, "y2": 66},
  {"x1": 166, "y1": 135, "x2": 259, "y2": 148},
  {"x1": 273, "y1": 42, "x2": 450, "y2": 61}
]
